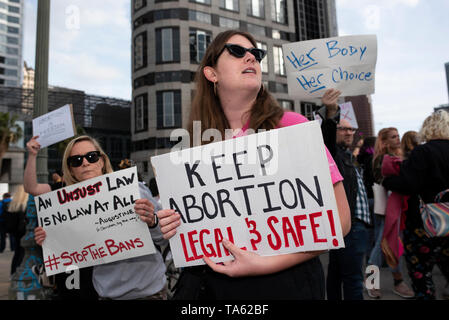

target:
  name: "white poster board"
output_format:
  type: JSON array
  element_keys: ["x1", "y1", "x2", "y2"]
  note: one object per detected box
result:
[
  {"x1": 339, "y1": 101, "x2": 358, "y2": 129},
  {"x1": 151, "y1": 121, "x2": 344, "y2": 268},
  {"x1": 35, "y1": 167, "x2": 156, "y2": 276},
  {"x1": 313, "y1": 102, "x2": 358, "y2": 129},
  {"x1": 283, "y1": 35, "x2": 377, "y2": 99},
  {"x1": 32, "y1": 104, "x2": 76, "y2": 148}
]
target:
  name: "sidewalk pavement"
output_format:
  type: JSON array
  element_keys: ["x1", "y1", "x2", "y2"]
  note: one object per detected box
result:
[
  {"x1": 0, "y1": 241, "x2": 447, "y2": 300},
  {"x1": 0, "y1": 244, "x2": 13, "y2": 300},
  {"x1": 319, "y1": 251, "x2": 447, "y2": 300}
]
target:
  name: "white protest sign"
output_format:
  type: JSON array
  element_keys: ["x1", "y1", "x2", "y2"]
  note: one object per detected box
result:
[
  {"x1": 151, "y1": 121, "x2": 344, "y2": 268},
  {"x1": 32, "y1": 104, "x2": 76, "y2": 148},
  {"x1": 283, "y1": 35, "x2": 377, "y2": 99},
  {"x1": 35, "y1": 167, "x2": 156, "y2": 276},
  {"x1": 339, "y1": 101, "x2": 358, "y2": 129},
  {"x1": 313, "y1": 112, "x2": 323, "y2": 125}
]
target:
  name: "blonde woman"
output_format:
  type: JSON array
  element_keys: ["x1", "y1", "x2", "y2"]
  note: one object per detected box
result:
[
  {"x1": 383, "y1": 110, "x2": 449, "y2": 299},
  {"x1": 24, "y1": 135, "x2": 167, "y2": 300},
  {"x1": 7, "y1": 185, "x2": 29, "y2": 275}
]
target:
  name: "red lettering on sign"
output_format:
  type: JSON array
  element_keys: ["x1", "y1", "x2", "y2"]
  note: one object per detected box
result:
[
  {"x1": 57, "y1": 181, "x2": 103, "y2": 205},
  {"x1": 245, "y1": 218, "x2": 261, "y2": 250},
  {"x1": 282, "y1": 216, "x2": 299, "y2": 248},
  {"x1": 267, "y1": 216, "x2": 282, "y2": 250},
  {"x1": 293, "y1": 214, "x2": 307, "y2": 246},
  {"x1": 180, "y1": 226, "x2": 237, "y2": 262},
  {"x1": 310, "y1": 212, "x2": 327, "y2": 243},
  {"x1": 104, "y1": 238, "x2": 144, "y2": 256}
]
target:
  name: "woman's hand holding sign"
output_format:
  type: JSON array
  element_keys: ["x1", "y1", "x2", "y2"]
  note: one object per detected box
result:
[
  {"x1": 203, "y1": 239, "x2": 264, "y2": 277},
  {"x1": 26, "y1": 135, "x2": 41, "y2": 156},
  {"x1": 134, "y1": 198, "x2": 158, "y2": 227},
  {"x1": 157, "y1": 210, "x2": 265, "y2": 277},
  {"x1": 158, "y1": 209, "x2": 181, "y2": 239},
  {"x1": 34, "y1": 226, "x2": 46, "y2": 246}
]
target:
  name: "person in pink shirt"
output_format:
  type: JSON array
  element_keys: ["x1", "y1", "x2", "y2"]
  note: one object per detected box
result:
[{"x1": 157, "y1": 30, "x2": 351, "y2": 300}]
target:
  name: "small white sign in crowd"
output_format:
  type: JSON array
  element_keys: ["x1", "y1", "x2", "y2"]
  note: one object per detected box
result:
[{"x1": 32, "y1": 104, "x2": 76, "y2": 149}]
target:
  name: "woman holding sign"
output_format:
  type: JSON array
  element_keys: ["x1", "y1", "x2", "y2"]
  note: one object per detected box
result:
[
  {"x1": 157, "y1": 30, "x2": 351, "y2": 300},
  {"x1": 24, "y1": 135, "x2": 168, "y2": 300}
]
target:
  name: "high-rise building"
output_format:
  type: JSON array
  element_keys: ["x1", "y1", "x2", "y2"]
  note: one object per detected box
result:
[
  {"x1": 22, "y1": 60, "x2": 34, "y2": 89},
  {"x1": 293, "y1": 0, "x2": 338, "y2": 41},
  {"x1": 345, "y1": 95, "x2": 374, "y2": 138},
  {"x1": 131, "y1": 0, "x2": 339, "y2": 179},
  {"x1": 0, "y1": 85, "x2": 131, "y2": 189},
  {"x1": 0, "y1": 0, "x2": 23, "y2": 87}
]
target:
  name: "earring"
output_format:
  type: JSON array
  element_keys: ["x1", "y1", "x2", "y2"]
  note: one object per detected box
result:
[{"x1": 214, "y1": 81, "x2": 218, "y2": 96}]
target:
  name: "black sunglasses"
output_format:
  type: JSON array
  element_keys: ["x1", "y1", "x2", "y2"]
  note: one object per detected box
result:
[
  {"x1": 67, "y1": 151, "x2": 101, "y2": 167},
  {"x1": 220, "y1": 44, "x2": 267, "y2": 62}
]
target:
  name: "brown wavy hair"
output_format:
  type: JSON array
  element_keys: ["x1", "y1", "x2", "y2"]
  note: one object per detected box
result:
[
  {"x1": 401, "y1": 130, "x2": 418, "y2": 158},
  {"x1": 373, "y1": 127, "x2": 401, "y2": 162},
  {"x1": 188, "y1": 30, "x2": 284, "y2": 146}
]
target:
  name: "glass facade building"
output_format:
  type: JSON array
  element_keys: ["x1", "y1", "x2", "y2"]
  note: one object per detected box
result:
[
  {"x1": 0, "y1": 0, "x2": 23, "y2": 87},
  {"x1": 131, "y1": 0, "x2": 338, "y2": 179}
]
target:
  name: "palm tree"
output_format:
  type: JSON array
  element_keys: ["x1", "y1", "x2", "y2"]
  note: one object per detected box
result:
[{"x1": 0, "y1": 112, "x2": 23, "y2": 168}]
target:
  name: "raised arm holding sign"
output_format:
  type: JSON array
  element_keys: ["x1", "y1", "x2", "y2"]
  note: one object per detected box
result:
[{"x1": 24, "y1": 135, "x2": 168, "y2": 300}]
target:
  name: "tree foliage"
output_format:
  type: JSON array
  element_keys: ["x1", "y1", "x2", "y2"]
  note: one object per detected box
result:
[{"x1": 0, "y1": 112, "x2": 23, "y2": 161}]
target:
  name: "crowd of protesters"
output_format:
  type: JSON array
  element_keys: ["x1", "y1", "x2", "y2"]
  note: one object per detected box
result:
[{"x1": 1, "y1": 30, "x2": 448, "y2": 301}]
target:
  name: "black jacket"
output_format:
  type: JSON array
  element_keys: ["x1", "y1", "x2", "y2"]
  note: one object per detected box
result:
[
  {"x1": 318, "y1": 107, "x2": 358, "y2": 223},
  {"x1": 357, "y1": 152, "x2": 374, "y2": 199},
  {"x1": 383, "y1": 139, "x2": 449, "y2": 230}
]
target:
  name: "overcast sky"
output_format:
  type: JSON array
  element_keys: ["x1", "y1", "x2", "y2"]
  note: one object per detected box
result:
[
  {"x1": 23, "y1": 0, "x2": 449, "y2": 136},
  {"x1": 23, "y1": 0, "x2": 132, "y2": 99}
]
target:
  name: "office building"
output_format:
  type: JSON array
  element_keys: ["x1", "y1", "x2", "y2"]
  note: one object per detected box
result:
[
  {"x1": 130, "y1": 0, "x2": 346, "y2": 179},
  {"x1": 0, "y1": 85, "x2": 131, "y2": 190},
  {"x1": 0, "y1": 0, "x2": 23, "y2": 87}
]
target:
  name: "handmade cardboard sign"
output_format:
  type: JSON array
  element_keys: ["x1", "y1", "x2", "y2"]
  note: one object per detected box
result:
[
  {"x1": 339, "y1": 101, "x2": 358, "y2": 129},
  {"x1": 32, "y1": 104, "x2": 76, "y2": 148},
  {"x1": 283, "y1": 34, "x2": 377, "y2": 99},
  {"x1": 313, "y1": 101, "x2": 358, "y2": 129},
  {"x1": 35, "y1": 167, "x2": 156, "y2": 276},
  {"x1": 151, "y1": 121, "x2": 345, "y2": 268}
]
